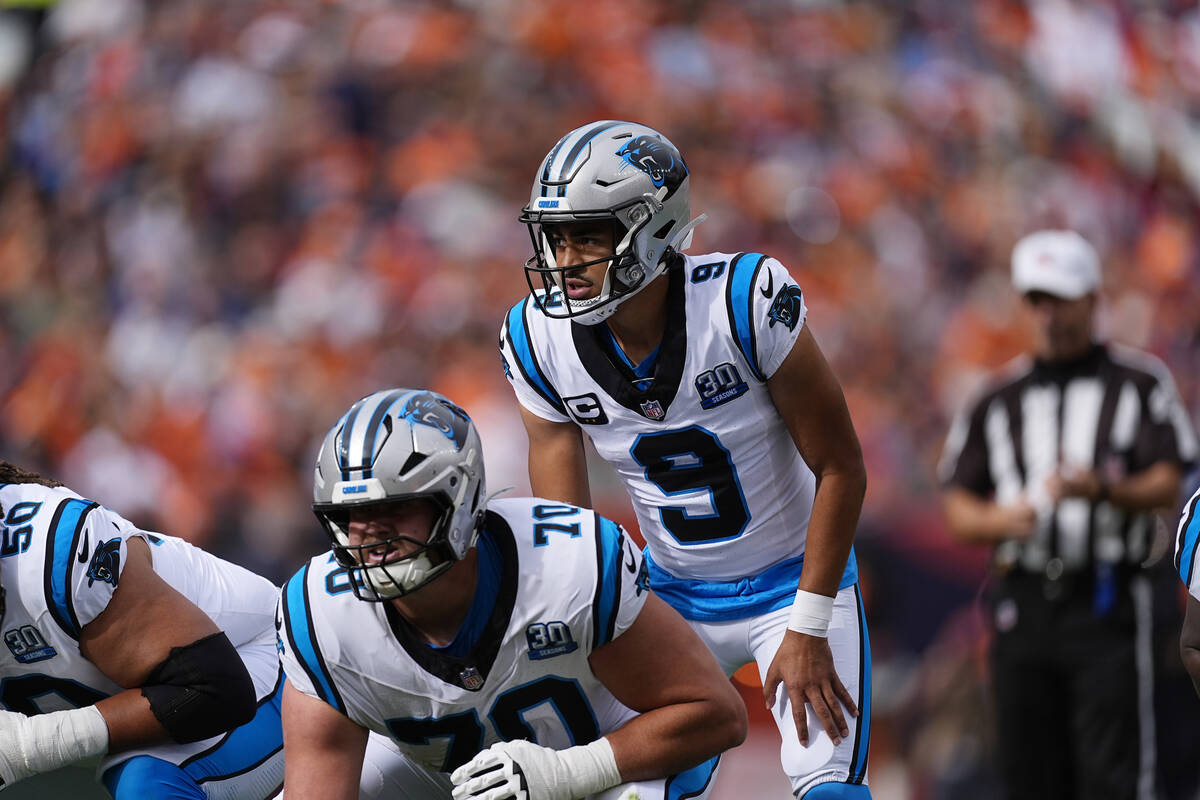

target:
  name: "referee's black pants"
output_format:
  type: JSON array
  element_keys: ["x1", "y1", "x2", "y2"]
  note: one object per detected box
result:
[{"x1": 990, "y1": 570, "x2": 1154, "y2": 800}]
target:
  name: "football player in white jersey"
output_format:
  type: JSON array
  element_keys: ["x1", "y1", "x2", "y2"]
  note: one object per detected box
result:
[
  {"x1": 0, "y1": 461, "x2": 285, "y2": 798},
  {"x1": 1176, "y1": 484, "x2": 1200, "y2": 695},
  {"x1": 277, "y1": 389, "x2": 746, "y2": 800},
  {"x1": 500, "y1": 121, "x2": 872, "y2": 799}
]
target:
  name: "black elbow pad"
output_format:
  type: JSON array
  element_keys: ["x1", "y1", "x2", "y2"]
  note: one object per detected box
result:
[{"x1": 141, "y1": 631, "x2": 257, "y2": 744}]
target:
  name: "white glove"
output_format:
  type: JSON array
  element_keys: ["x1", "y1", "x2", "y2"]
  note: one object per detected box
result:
[
  {"x1": 0, "y1": 706, "x2": 109, "y2": 790},
  {"x1": 450, "y1": 738, "x2": 621, "y2": 800}
]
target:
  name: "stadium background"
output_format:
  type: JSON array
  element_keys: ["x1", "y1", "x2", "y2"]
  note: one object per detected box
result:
[{"x1": 1, "y1": 1, "x2": 1199, "y2": 797}]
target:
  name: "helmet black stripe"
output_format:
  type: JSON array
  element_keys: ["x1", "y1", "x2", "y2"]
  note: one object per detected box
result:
[
  {"x1": 337, "y1": 396, "x2": 372, "y2": 480},
  {"x1": 552, "y1": 120, "x2": 624, "y2": 195},
  {"x1": 357, "y1": 389, "x2": 410, "y2": 479},
  {"x1": 540, "y1": 129, "x2": 572, "y2": 198}
]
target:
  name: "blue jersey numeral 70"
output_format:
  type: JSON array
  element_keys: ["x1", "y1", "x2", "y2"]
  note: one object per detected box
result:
[
  {"x1": 386, "y1": 676, "x2": 599, "y2": 772},
  {"x1": 1, "y1": 675, "x2": 107, "y2": 714}
]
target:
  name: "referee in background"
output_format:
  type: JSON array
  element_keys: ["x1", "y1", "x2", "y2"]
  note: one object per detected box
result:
[{"x1": 939, "y1": 229, "x2": 1198, "y2": 800}]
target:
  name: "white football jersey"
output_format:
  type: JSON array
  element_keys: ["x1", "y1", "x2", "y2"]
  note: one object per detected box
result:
[
  {"x1": 0, "y1": 480, "x2": 284, "y2": 791},
  {"x1": 1177, "y1": 484, "x2": 1200, "y2": 601},
  {"x1": 500, "y1": 252, "x2": 857, "y2": 621},
  {"x1": 277, "y1": 497, "x2": 649, "y2": 776}
]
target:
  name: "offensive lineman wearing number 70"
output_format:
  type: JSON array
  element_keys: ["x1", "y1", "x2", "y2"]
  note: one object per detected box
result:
[{"x1": 276, "y1": 389, "x2": 746, "y2": 800}]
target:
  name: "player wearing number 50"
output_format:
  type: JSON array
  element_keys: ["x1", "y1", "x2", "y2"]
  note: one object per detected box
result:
[
  {"x1": 501, "y1": 121, "x2": 872, "y2": 798},
  {"x1": 0, "y1": 462, "x2": 285, "y2": 798},
  {"x1": 276, "y1": 389, "x2": 746, "y2": 800}
]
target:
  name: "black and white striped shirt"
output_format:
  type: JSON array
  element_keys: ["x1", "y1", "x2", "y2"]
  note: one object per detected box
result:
[{"x1": 940, "y1": 343, "x2": 1197, "y2": 574}]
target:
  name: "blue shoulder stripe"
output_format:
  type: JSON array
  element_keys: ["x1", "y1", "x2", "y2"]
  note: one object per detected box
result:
[
  {"x1": 505, "y1": 298, "x2": 566, "y2": 415},
  {"x1": 725, "y1": 252, "x2": 768, "y2": 382},
  {"x1": 282, "y1": 565, "x2": 345, "y2": 714},
  {"x1": 1177, "y1": 491, "x2": 1200, "y2": 589},
  {"x1": 43, "y1": 498, "x2": 98, "y2": 640},
  {"x1": 591, "y1": 514, "x2": 622, "y2": 649}
]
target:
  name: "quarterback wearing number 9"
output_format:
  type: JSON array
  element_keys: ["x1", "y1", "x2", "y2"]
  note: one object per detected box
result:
[
  {"x1": 275, "y1": 389, "x2": 746, "y2": 800},
  {"x1": 502, "y1": 120, "x2": 873, "y2": 798}
]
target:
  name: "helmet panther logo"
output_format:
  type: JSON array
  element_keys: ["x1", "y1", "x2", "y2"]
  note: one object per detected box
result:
[
  {"x1": 400, "y1": 393, "x2": 471, "y2": 450},
  {"x1": 767, "y1": 285, "x2": 804, "y2": 331},
  {"x1": 617, "y1": 136, "x2": 688, "y2": 198}
]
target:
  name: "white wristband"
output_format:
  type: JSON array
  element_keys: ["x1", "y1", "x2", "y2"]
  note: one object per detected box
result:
[
  {"x1": 787, "y1": 589, "x2": 834, "y2": 637},
  {"x1": 557, "y1": 737, "x2": 622, "y2": 797}
]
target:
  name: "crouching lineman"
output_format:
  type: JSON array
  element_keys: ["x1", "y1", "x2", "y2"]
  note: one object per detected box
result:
[
  {"x1": 0, "y1": 461, "x2": 285, "y2": 798},
  {"x1": 277, "y1": 389, "x2": 748, "y2": 800}
]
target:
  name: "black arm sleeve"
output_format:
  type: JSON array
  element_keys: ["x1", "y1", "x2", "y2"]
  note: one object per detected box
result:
[{"x1": 141, "y1": 631, "x2": 257, "y2": 744}]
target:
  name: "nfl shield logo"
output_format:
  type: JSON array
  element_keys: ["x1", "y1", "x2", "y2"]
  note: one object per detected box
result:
[
  {"x1": 459, "y1": 666, "x2": 484, "y2": 691},
  {"x1": 640, "y1": 400, "x2": 665, "y2": 420}
]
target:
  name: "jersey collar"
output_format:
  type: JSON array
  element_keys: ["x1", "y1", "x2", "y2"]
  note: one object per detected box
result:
[
  {"x1": 570, "y1": 264, "x2": 688, "y2": 421},
  {"x1": 384, "y1": 510, "x2": 518, "y2": 691}
]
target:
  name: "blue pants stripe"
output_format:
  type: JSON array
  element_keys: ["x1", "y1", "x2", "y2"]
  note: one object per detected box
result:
[{"x1": 103, "y1": 671, "x2": 284, "y2": 798}]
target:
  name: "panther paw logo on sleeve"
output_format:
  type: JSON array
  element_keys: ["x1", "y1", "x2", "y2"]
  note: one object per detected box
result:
[
  {"x1": 767, "y1": 285, "x2": 804, "y2": 331},
  {"x1": 86, "y1": 538, "x2": 122, "y2": 588}
]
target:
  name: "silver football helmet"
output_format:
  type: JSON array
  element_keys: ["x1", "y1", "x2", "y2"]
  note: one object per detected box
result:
[
  {"x1": 520, "y1": 120, "x2": 705, "y2": 325},
  {"x1": 312, "y1": 389, "x2": 486, "y2": 601}
]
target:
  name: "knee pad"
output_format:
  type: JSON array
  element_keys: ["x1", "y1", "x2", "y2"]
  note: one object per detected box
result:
[{"x1": 801, "y1": 781, "x2": 873, "y2": 799}]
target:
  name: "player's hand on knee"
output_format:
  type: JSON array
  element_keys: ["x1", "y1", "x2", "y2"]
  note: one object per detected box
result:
[
  {"x1": 451, "y1": 739, "x2": 561, "y2": 800},
  {"x1": 763, "y1": 630, "x2": 857, "y2": 747},
  {"x1": 451, "y1": 738, "x2": 621, "y2": 800}
]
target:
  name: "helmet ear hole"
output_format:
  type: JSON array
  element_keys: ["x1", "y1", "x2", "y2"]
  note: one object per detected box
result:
[
  {"x1": 399, "y1": 452, "x2": 425, "y2": 475},
  {"x1": 653, "y1": 220, "x2": 675, "y2": 240}
]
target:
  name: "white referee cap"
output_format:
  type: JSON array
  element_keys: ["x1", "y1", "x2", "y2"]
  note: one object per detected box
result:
[{"x1": 1011, "y1": 230, "x2": 1101, "y2": 299}]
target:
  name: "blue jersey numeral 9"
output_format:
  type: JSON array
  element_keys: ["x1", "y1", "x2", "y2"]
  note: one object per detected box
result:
[{"x1": 630, "y1": 426, "x2": 750, "y2": 544}]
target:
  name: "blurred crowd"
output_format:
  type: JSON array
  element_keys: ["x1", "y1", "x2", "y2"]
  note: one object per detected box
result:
[{"x1": 2, "y1": 1, "x2": 1199, "y2": 797}]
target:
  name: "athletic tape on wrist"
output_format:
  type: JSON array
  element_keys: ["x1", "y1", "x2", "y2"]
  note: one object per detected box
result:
[
  {"x1": 557, "y1": 737, "x2": 622, "y2": 797},
  {"x1": 26, "y1": 706, "x2": 108, "y2": 775},
  {"x1": 787, "y1": 589, "x2": 834, "y2": 637}
]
